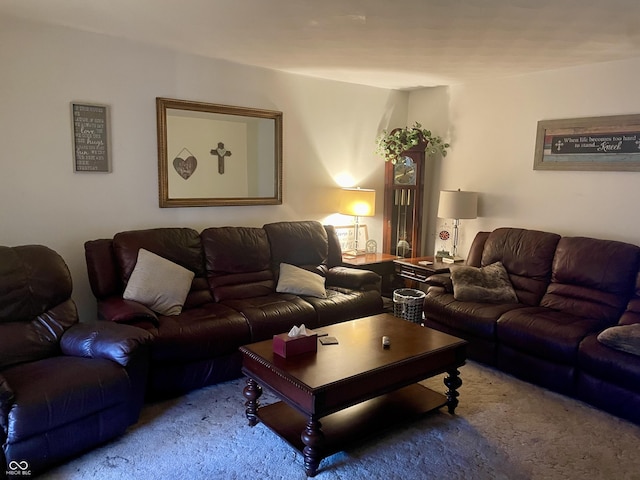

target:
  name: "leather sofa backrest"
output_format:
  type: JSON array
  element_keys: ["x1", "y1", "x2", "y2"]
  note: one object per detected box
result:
[
  {"x1": 481, "y1": 227, "x2": 561, "y2": 306},
  {"x1": 112, "y1": 228, "x2": 212, "y2": 308},
  {"x1": 202, "y1": 226, "x2": 275, "y2": 301},
  {"x1": 85, "y1": 238, "x2": 122, "y2": 299},
  {"x1": 263, "y1": 220, "x2": 329, "y2": 271},
  {"x1": 323, "y1": 224, "x2": 344, "y2": 268},
  {"x1": 466, "y1": 231, "x2": 491, "y2": 267},
  {"x1": 541, "y1": 236, "x2": 640, "y2": 324},
  {"x1": 0, "y1": 245, "x2": 78, "y2": 369},
  {"x1": 620, "y1": 272, "x2": 640, "y2": 326}
]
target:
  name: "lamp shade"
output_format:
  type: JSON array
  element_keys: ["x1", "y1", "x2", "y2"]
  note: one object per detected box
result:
[
  {"x1": 339, "y1": 188, "x2": 376, "y2": 217},
  {"x1": 437, "y1": 190, "x2": 478, "y2": 220}
]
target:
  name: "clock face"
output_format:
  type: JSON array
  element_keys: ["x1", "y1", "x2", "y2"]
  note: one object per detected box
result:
[{"x1": 393, "y1": 156, "x2": 417, "y2": 185}]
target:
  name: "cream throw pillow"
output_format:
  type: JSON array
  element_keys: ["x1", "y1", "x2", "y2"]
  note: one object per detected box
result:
[
  {"x1": 123, "y1": 248, "x2": 194, "y2": 315},
  {"x1": 276, "y1": 263, "x2": 327, "y2": 298}
]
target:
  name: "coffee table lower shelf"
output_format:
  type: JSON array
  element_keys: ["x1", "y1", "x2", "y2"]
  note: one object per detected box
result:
[{"x1": 257, "y1": 383, "x2": 447, "y2": 458}]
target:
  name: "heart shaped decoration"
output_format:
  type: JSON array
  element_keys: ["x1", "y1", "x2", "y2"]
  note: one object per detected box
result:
[{"x1": 173, "y1": 155, "x2": 197, "y2": 180}]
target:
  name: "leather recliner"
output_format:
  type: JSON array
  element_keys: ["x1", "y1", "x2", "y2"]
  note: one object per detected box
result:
[{"x1": 0, "y1": 245, "x2": 153, "y2": 477}]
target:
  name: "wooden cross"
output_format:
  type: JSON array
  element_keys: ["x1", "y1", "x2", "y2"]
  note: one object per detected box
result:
[{"x1": 210, "y1": 142, "x2": 232, "y2": 174}]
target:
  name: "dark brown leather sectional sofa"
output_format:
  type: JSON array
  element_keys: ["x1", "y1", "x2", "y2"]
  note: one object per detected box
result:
[
  {"x1": 424, "y1": 227, "x2": 640, "y2": 424},
  {"x1": 85, "y1": 220, "x2": 384, "y2": 399}
]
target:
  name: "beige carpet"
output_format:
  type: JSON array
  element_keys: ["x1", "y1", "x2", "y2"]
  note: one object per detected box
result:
[{"x1": 42, "y1": 362, "x2": 640, "y2": 479}]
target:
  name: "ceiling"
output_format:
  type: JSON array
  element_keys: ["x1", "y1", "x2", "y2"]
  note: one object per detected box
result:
[{"x1": 3, "y1": 0, "x2": 640, "y2": 90}]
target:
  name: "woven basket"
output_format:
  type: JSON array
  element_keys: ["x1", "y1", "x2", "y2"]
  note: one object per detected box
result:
[{"x1": 393, "y1": 288, "x2": 426, "y2": 324}]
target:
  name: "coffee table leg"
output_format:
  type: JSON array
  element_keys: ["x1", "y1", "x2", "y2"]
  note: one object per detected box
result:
[
  {"x1": 243, "y1": 378, "x2": 262, "y2": 426},
  {"x1": 301, "y1": 418, "x2": 324, "y2": 477},
  {"x1": 444, "y1": 368, "x2": 462, "y2": 414}
]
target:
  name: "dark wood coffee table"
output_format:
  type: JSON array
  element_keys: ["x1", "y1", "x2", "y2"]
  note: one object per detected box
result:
[{"x1": 239, "y1": 313, "x2": 467, "y2": 477}]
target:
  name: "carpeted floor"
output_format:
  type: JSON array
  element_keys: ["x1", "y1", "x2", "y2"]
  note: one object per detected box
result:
[{"x1": 42, "y1": 362, "x2": 640, "y2": 479}]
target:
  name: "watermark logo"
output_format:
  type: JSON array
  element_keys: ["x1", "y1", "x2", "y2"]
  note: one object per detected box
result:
[{"x1": 6, "y1": 460, "x2": 31, "y2": 476}]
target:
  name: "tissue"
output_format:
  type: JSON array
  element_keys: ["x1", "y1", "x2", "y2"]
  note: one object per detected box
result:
[{"x1": 288, "y1": 324, "x2": 308, "y2": 337}]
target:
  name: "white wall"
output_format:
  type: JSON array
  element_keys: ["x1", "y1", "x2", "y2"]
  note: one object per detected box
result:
[
  {"x1": 0, "y1": 17, "x2": 407, "y2": 320},
  {"x1": 407, "y1": 86, "x2": 451, "y2": 255},
  {"x1": 410, "y1": 58, "x2": 640, "y2": 258}
]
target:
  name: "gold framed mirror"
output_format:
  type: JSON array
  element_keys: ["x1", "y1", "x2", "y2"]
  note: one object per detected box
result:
[{"x1": 156, "y1": 97, "x2": 283, "y2": 207}]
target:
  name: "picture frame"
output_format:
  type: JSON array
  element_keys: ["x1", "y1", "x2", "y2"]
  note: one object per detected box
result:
[
  {"x1": 533, "y1": 114, "x2": 640, "y2": 171},
  {"x1": 156, "y1": 97, "x2": 283, "y2": 207},
  {"x1": 70, "y1": 102, "x2": 111, "y2": 173},
  {"x1": 335, "y1": 225, "x2": 368, "y2": 252}
]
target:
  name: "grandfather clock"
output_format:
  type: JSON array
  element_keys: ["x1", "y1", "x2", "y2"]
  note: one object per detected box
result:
[{"x1": 383, "y1": 145, "x2": 425, "y2": 258}]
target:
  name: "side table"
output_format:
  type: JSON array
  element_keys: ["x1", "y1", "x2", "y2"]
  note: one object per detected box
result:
[{"x1": 341, "y1": 253, "x2": 399, "y2": 297}]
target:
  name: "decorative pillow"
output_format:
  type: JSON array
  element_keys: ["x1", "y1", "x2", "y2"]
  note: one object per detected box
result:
[
  {"x1": 123, "y1": 248, "x2": 195, "y2": 315},
  {"x1": 597, "y1": 324, "x2": 640, "y2": 356},
  {"x1": 276, "y1": 263, "x2": 327, "y2": 298},
  {"x1": 450, "y1": 261, "x2": 518, "y2": 304}
]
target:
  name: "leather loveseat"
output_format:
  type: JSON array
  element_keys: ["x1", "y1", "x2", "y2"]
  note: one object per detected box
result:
[
  {"x1": 85, "y1": 220, "x2": 383, "y2": 399},
  {"x1": 0, "y1": 245, "x2": 153, "y2": 477},
  {"x1": 423, "y1": 227, "x2": 640, "y2": 424}
]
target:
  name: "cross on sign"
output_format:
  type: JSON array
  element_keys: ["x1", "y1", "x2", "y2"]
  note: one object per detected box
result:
[
  {"x1": 554, "y1": 139, "x2": 565, "y2": 151},
  {"x1": 210, "y1": 142, "x2": 232, "y2": 174}
]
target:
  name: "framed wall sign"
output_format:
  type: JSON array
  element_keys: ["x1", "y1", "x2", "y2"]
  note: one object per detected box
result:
[
  {"x1": 156, "y1": 97, "x2": 283, "y2": 207},
  {"x1": 533, "y1": 114, "x2": 640, "y2": 171},
  {"x1": 71, "y1": 102, "x2": 111, "y2": 173}
]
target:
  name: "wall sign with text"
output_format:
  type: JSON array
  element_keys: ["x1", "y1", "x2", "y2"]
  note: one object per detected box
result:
[
  {"x1": 71, "y1": 102, "x2": 111, "y2": 173},
  {"x1": 533, "y1": 114, "x2": 640, "y2": 171}
]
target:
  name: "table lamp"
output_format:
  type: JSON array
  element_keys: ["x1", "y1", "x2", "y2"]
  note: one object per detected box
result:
[
  {"x1": 437, "y1": 189, "x2": 478, "y2": 262},
  {"x1": 339, "y1": 187, "x2": 376, "y2": 256}
]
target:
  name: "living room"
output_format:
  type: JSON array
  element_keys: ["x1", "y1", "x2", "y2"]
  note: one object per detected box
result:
[
  {"x1": 3, "y1": 6, "x2": 640, "y2": 321},
  {"x1": 2, "y1": 2, "x2": 640, "y2": 478}
]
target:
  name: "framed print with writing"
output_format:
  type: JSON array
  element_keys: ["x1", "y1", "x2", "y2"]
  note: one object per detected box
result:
[
  {"x1": 534, "y1": 114, "x2": 640, "y2": 171},
  {"x1": 335, "y1": 225, "x2": 368, "y2": 253},
  {"x1": 71, "y1": 102, "x2": 111, "y2": 173}
]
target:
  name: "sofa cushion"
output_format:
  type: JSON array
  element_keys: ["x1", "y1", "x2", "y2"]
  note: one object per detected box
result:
[
  {"x1": 202, "y1": 227, "x2": 276, "y2": 302},
  {"x1": 2, "y1": 356, "x2": 130, "y2": 441},
  {"x1": 540, "y1": 237, "x2": 640, "y2": 324},
  {"x1": 303, "y1": 289, "x2": 383, "y2": 327},
  {"x1": 222, "y1": 294, "x2": 318, "y2": 342},
  {"x1": 450, "y1": 262, "x2": 518, "y2": 304},
  {"x1": 276, "y1": 263, "x2": 327, "y2": 298},
  {"x1": 263, "y1": 220, "x2": 328, "y2": 268},
  {"x1": 497, "y1": 306, "x2": 607, "y2": 363},
  {"x1": 150, "y1": 303, "x2": 251, "y2": 362},
  {"x1": 578, "y1": 334, "x2": 640, "y2": 392},
  {"x1": 423, "y1": 289, "x2": 524, "y2": 340},
  {"x1": 480, "y1": 228, "x2": 560, "y2": 306},
  {"x1": 113, "y1": 228, "x2": 204, "y2": 281},
  {"x1": 597, "y1": 324, "x2": 640, "y2": 356},
  {"x1": 0, "y1": 245, "x2": 78, "y2": 369},
  {"x1": 123, "y1": 249, "x2": 194, "y2": 316},
  {"x1": 202, "y1": 226, "x2": 271, "y2": 274}
]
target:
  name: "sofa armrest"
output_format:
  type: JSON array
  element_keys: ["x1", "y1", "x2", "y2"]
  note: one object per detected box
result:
[
  {"x1": 61, "y1": 322, "x2": 154, "y2": 367},
  {"x1": 98, "y1": 296, "x2": 159, "y2": 327},
  {"x1": 327, "y1": 266, "x2": 381, "y2": 291},
  {"x1": 426, "y1": 273, "x2": 453, "y2": 293}
]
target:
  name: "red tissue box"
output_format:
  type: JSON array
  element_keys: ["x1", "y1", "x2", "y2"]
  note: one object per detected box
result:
[{"x1": 273, "y1": 331, "x2": 318, "y2": 358}]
